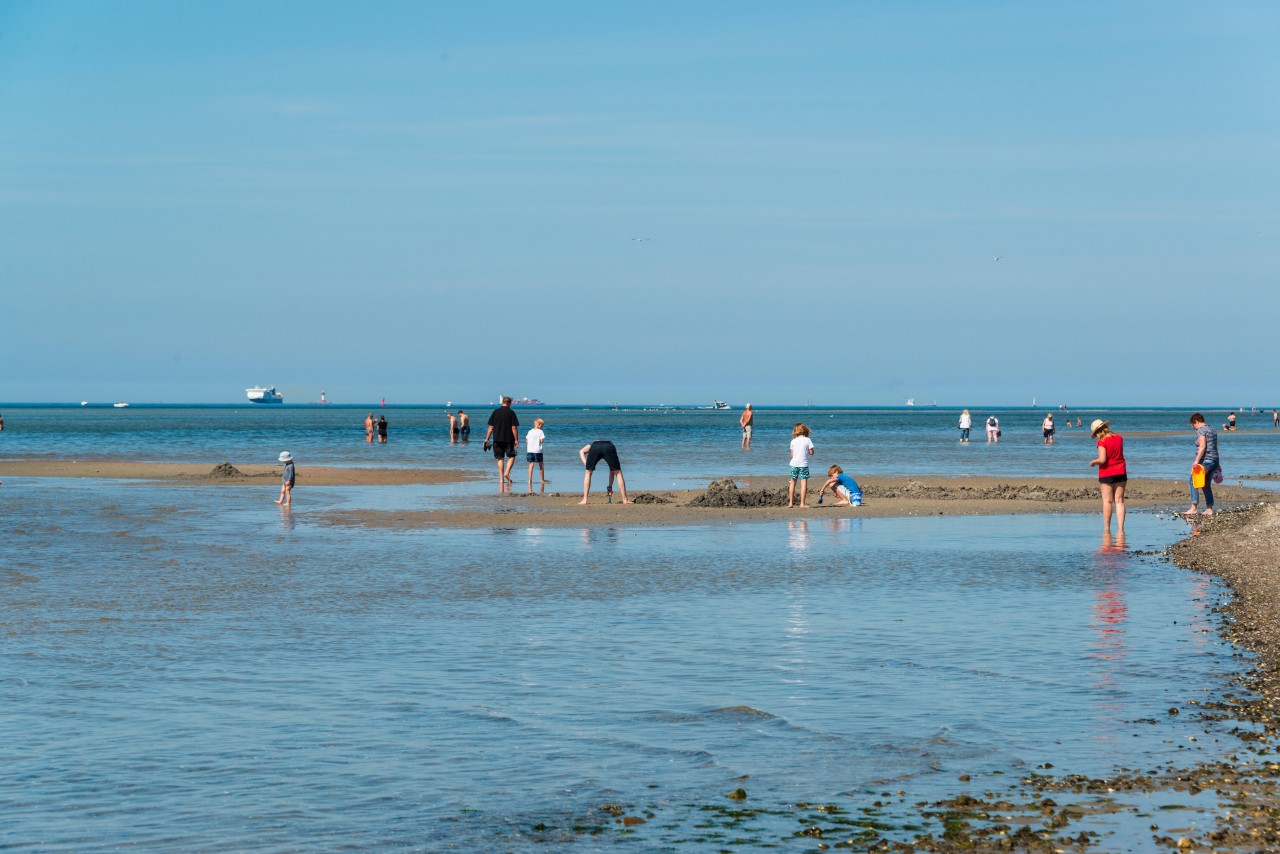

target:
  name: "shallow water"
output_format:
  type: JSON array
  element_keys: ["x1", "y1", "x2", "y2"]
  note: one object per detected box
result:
[
  {"x1": 1, "y1": 405, "x2": 1276, "y2": 490},
  {"x1": 0, "y1": 473, "x2": 1244, "y2": 850}
]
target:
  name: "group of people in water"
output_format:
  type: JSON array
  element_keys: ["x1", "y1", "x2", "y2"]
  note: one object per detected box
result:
[
  {"x1": 348, "y1": 405, "x2": 1238, "y2": 524},
  {"x1": 957, "y1": 410, "x2": 1091, "y2": 445},
  {"x1": 363, "y1": 413, "x2": 388, "y2": 444},
  {"x1": 478, "y1": 396, "x2": 629, "y2": 504}
]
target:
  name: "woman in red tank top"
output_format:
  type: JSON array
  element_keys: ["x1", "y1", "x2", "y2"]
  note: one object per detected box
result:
[{"x1": 1088, "y1": 419, "x2": 1126, "y2": 536}]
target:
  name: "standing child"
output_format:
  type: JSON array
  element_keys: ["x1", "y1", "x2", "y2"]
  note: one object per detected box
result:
[
  {"x1": 275, "y1": 451, "x2": 295, "y2": 507},
  {"x1": 816, "y1": 465, "x2": 862, "y2": 506},
  {"x1": 526, "y1": 417, "x2": 547, "y2": 488},
  {"x1": 788, "y1": 423, "x2": 815, "y2": 508}
]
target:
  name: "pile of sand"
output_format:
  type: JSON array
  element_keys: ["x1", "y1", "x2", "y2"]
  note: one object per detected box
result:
[
  {"x1": 631, "y1": 493, "x2": 674, "y2": 505},
  {"x1": 689, "y1": 479, "x2": 791, "y2": 508},
  {"x1": 207, "y1": 462, "x2": 247, "y2": 479}
]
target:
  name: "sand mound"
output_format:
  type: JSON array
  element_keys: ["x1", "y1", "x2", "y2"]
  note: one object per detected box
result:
[
  {"x1": 632, "y1": 493, "x2": 674, "y2": 505},
  {"x1": 689, "y1": 479, "x2": 791, "y2": 508},
  {"x1": 207, "y1": 462, "x2": 247, "y2": 479}
]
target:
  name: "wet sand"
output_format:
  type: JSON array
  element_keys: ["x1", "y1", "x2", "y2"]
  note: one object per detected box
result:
[
  {"x1": 320, "y1": 475, "x2": 1270, "y2": 530},
  {"x1": 0, "y1": 459, "x2": 474, "y2": 486}
]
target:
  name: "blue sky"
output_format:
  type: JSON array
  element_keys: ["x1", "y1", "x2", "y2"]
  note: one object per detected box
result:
[{"x1": 2, "y1": 1, "x2": 1277, "y2": 406}]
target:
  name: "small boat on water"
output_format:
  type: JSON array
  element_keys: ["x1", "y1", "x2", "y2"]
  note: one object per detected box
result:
[
  {"x1": 113, "y1": 402, "x2": 129, "y2": 408},
  {"x1": 246, "y1": 385, "x2": 284, "y2": 404},
  {"x1": 711, "y1": 400, "x2": 729, "y2": 410}
]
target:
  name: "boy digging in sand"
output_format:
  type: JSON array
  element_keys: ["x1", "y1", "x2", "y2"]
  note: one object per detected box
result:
[
  {"x1": 816, "y1": 465, "x2": 862, "y2": 506},
  {"x1": 275, "y1": 451, "x2": 295, "y2": 507}
]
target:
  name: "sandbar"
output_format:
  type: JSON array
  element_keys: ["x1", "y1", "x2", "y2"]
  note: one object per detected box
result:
[
  {"x1": 0, "y1": 459, "x2": 474, "y2": 486},
  {"x1": 319, "y1": 475, "x2": 1272, "y2": 530}
]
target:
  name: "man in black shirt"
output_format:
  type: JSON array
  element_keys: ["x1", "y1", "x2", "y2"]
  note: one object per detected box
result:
[{"x1": 484, "y1": 396, "x2": 520, "y2": 491}]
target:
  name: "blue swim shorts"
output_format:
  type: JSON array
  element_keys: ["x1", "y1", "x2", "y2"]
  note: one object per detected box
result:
[
  {"x1": 789, "y1": 466, "x2": 810, "y2": 480},
  {"x1": 526, "y1": 452, "x2": 544, "y2": 463}
]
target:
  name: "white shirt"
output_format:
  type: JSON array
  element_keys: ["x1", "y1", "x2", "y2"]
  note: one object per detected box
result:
[
  {"x1": 959, "y1": 413, "x2": 972, "y2": 429},
  {"x1": 526, "y1": 428, "x2": 545, "y2": 453},
  {"x1": 789, "y1": 436, "x2": 814, "y2": 467}
]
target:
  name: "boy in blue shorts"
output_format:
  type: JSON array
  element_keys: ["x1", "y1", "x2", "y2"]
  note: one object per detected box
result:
[{"x1": 816, "y1": 464, "x2": 862, "y2": 506}]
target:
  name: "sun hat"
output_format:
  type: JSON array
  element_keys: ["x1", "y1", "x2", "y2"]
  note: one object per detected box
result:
[
  {"x1": 278, "y1": 451, "x2": 293, "y2": 462},
  {"x1": 1089, "y1": 419, "x2": 1109, "y2": 437}
]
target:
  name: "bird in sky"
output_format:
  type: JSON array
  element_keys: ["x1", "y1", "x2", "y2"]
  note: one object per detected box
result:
[
  {"x1": 632, "y1": 237, "x2": 650, "y2": 242},
  {"x1": 992, "y1": 255, "x2": 1002, "y2": 261}
]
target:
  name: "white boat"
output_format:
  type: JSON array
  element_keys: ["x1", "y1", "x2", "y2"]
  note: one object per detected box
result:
[
  {"x1": 246, "y1": 385, "x2": 284, "y2": 404},
  {"x1": 906, "y1": 398, "x2": 915, "y2": 407},
  {"x1": 711, "y1": 400, "x2": 729, "y2": 409},
  {"x1": 113, "y1": 402, "x2": 129, "y2": 408},
  {"x1": 81, "y1": 401, "x2": 88, "y2": 406}
]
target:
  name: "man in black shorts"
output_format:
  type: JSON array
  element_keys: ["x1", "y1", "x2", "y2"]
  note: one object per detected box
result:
[
  {"x1": 578, "y1": 440, "x2": 631, "y2": 505},
  {"x1": 484, "y1": 396, "x2": 520, "y2": 491}
]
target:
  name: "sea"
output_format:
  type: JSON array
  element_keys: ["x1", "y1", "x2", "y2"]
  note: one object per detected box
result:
[{"x1": 2, "y1": 404, "x2": 1276, "y2": 850}]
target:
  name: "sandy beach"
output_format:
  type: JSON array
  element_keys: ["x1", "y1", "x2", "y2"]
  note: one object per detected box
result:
[{"x1": 0, "y1": 459, "x2": 476, "y2": 486}]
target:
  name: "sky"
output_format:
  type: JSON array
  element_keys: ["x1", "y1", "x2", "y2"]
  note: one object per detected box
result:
[{"x1": 1, "y1": 1, "x2": 1277, "y2": 406}]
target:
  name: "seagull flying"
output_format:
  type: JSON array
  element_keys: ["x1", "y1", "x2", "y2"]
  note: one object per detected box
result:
[{"x1": 992, "y1": 255, "x2": 1002, "y2": 262}]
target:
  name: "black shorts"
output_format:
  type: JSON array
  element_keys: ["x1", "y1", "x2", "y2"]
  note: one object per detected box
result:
[
  {"x1": 1098, "y1": 474, "x2": 1128, "y2": 485},
  {"x1": 493, "y1": 441, "x2": 516, "y2": 459},
  {"x1": 584, "y1": 440, "x2": 622, "y2": 472}
]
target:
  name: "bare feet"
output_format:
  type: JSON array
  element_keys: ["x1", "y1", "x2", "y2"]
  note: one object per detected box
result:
[
  {"x1": 1201, "y1": 508, "x2": 1214, "y2": 517},
  {"x1": 274, "y1": 498, "x2": 282, "y2": 505},
  {"x1": 578, "y1": 499, "x2": 589, "y2": 505}
]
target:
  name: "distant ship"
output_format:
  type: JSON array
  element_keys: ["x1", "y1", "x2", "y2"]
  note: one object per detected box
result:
[
  {"x1": 246, "y1": 385, "x2": 284, "y2": 404},
  {"x1": 711, "y1": 400, "x2": 729, "y2": 410},
  {"x1": 512, "y1": 396, "x2": 543, "y2": 405},
  {"x1": 113, "y1": 402, "x2": 129, "y2": 408}
]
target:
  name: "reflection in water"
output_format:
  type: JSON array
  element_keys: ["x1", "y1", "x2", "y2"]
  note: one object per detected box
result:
[
  {"x1": 578, "y1": 527, "x2": 621, "y2": 547},
  {"x1": 1099, "y1": 532, "x2": 1127, "y2": 554},
  {"x1": 825, "y1": 517, "x2": 862, "y2": 534},
  {"x1": 787, "y1": 519, "x2": 810, "y2": 551},
  {"x1": 1089, "y1": 537, "x2": 1130, "y2": 731},
  {"x1": 278, "y1": 505, "x2": 295, "y2": 531}
]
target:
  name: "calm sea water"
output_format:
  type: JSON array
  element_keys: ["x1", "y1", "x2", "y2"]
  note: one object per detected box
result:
[{"x1": 0, "y1": 406, "x2": 1272, "y2": 849}]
